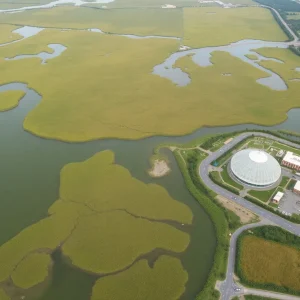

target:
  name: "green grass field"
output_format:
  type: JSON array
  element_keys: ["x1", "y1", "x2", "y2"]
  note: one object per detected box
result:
[
  {"x1": 92, "y1": 256, "x2": 188, "y2": 300},
  {"x1": 237, "y1": 235, "x2": 300, "y2": 293},
  {"x1": 183, "y1": 7, "x2": 288, "y2": 48},
  {"x1": 248, "y1": 186, "x2": 283, "y2": 203},
  {"x1": 220, "y1": 165, "x2": 243, "y2": 190},
  {"x1": 0, "y1": 150, "x2": 191, "y2": 297},
  {"x1": 279, "y1": 176, "x2": 290, "y2": 188},
  {"x1": 0, "y1": 6, "x2": 183, "y2": 37},
  {"x1": 0, "y1": 289, "x2": 10, "y2": 300},
  {"x1": 11, "y1": 253, "x2": 52, "y2": 289},
  {"x1": 0, "y1": 91, "x2": 25, "y2": 112}
]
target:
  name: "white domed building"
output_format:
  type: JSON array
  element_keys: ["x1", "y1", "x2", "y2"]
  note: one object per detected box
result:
[{"x1": 230, "y1": 149, "x2": 281, "y2": 188}]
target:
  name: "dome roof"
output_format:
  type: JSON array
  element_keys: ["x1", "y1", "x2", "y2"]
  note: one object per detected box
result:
[{"x1": 230, "y1": 149, "x2": 281, "y2": 187}]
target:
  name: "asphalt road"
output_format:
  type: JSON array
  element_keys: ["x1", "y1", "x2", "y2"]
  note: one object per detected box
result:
[{"x1": 199, "y1": 132, "x2": 300, "y2": 300}]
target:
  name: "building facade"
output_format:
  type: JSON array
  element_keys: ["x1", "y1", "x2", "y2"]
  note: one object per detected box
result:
[{"x1": 282, "y1": 151, "x2": 300, "y2": 171}]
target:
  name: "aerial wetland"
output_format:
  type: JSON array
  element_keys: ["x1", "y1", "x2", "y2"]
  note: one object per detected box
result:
[{"x1": 0, "y1": 1, "x2": 300, "y2": 300}]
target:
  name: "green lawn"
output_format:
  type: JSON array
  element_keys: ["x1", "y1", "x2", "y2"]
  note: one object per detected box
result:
[
  {"x1": 248, "y1": 186, "x2": 284, "y2": 203},
  {"x1": 279, "y1": 176, "x2": 290, "y2": 188},
  {"x1": 220, "y1": 165, "x2": 243, "y2": 190}
]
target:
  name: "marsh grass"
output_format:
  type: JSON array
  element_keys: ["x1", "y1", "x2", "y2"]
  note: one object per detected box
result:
[
  {"x1": 183, "y1": 7, "x2": 288, "y2": 48},
  {"x1": 11, "y1": 253, "x2": 52, "y2": 289},
  {"x1": 0, "y1": 24, "x2": 21, "y2": 44},
  {"x1": 0, "y1": 6, "x2": 183, "y2": 37},
  {"x1": 0, "y1": 91, "x2": 25, "y2": 112},
  {"x1": 0, "y1": 150, "x2": 191, "y2": 298},
  {"x1": 0, "y1": 289, "x2": 10, "y2": 300},
  {"x1": 91, "y1": 256, "x2": 188, "y2": 300}
]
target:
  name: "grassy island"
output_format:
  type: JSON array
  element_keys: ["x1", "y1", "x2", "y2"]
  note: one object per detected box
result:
[
  {"x1": 0, "y1": 150, "x2": 191, "y2": 299},
  {"x1": 0, "y1": 91, "x2": 25, "y2": 112}
]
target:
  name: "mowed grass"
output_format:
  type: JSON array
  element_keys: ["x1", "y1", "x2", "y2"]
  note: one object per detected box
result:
[
  {"x1": 0, "y1": 30, "x2": 299, "y2": 141},
  {"x1": 238, "y1": 236, "x2": 300, "y2": 292},
  {"x1": 62, "y1": 211, "x2": 189, "y2": 274},
  {"x1": 0, "y1": 6, "x2": 183, "y2": 37},
  {"x1": 0, "y1": 24, "x2": 21, "y2": 44},
  {"x1": 183, "y1": 7, "x2": 288, "y2": 48},
  {"x1": 220, "y1": 165, "x2": 243, "y2": 190},
  {"x1": 11, "y1": 253, "x2": 52, "y2": 289},
  {"x1": 0, "y1": 91, "x2": 25, "y2": 111},
  {"x1": 92, "y1": 256, "x2": 188, "y2": 300},
  {"x1": 0, "y1": 150, "x2": 191, "y2": 291}
]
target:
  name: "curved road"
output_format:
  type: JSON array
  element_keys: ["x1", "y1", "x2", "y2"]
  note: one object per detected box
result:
[{"x1": 199, "y1": 132, "x2": 300, "y2": 299}]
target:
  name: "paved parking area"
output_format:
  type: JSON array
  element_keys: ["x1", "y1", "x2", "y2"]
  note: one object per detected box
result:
[{"x1": 278, "y1": 190, "x2": 300, "y2": 216}]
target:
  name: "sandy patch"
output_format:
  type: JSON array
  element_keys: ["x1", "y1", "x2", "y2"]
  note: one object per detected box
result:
[
  {"x1": 148, "y1": 159, "x2": 170, "y2": 178},
  {"x1": 216, "y1": 195, "x2": 258, "y2": 224}
]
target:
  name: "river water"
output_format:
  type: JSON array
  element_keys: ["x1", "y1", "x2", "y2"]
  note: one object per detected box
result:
[
  {"x1": 1, "y1": 81, "x2": 300, "y2": 300},
  {"x1": 1, "y1": 23, "x2": 300, "y2": 300}
]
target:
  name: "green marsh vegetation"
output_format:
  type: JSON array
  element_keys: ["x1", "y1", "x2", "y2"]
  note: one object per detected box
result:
[
  {"x1": 0, "y1": 6, "x2": 183, "y2": 37},
  {"x1": 0, "y1": 28, "x2": 299, "y2": 142},
  {"x1": 183, "y1": 7, "x2": 288, "y2": 48},
  {"x1": 91, "y1": 256, "x2": 188, "y2": 300},
  {"x1": 0, "y1": 24, "x2": 21, "y2": 44},
  {"x1": 0, "y1": 150, "x2": 191, "y2": 298},
  {"x1": 0, "y1": 91, "x2": 25, "y2": 112},
  {"x1": 246, "y1": 54, "x2": 258, "y2": 60},
  {"x1": 11, "y1": 253, "x2": 52, "y2": 289}
]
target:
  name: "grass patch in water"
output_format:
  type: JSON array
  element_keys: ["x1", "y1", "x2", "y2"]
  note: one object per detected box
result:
[
  {"x1": 0, "y1": 6, "x2": 183, "y2": 37},
  {"x1": 0, "y1": 91, "x2": 25, "y2": 111},
  {"x1": 11, "y1": 253, "x2": 52, "y2": 289},
  {"x1": 0, "y1": 150, "x2": 190, "y2": 296},
  {"x1": 62, "y1": 211, "x2": 189, "y2": 274},
  {"x1": 91, "y1": 256, "x2": 188, "y2": 300},
  {"x1": 246, "y1": 54, "x2": 258, "y2": 60},
  {"x1": 183, "y1": 7, "x2": 288, "y2": 48}
]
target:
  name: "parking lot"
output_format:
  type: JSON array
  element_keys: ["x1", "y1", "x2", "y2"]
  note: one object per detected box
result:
[{"x1": 278, "y1": 190, "x2": 300, "y2": 216}]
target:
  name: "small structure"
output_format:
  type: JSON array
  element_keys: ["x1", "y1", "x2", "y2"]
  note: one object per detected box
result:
[
  {"x1": 272, "y1": 191, "x2": 284, "y2": 204},
  {"x1": 282, "y1": 151, "x2": 300, "y2": 171},
  {"x1": 293, "y1": 181, "x2": 300, "y2": 195},
  {"x1": 161, "y1": 4, "x2": 177, "y2": 8},
  {"x1": 276, "y1": 149, "x2": 284, "y2": 157}
]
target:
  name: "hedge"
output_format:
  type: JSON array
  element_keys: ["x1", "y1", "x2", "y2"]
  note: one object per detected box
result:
[{"x1": 174, "y1": 151, "x2": 229, "y2": 300}]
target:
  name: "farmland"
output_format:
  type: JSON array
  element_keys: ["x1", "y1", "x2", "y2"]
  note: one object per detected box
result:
[{"x1": 236, "y1": 227, "x2": 300, "y2": 295}]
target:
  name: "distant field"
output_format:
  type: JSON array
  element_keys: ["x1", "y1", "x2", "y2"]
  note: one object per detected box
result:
[
  {"x1": 222, "y1": 0, "x2": 255, "y2": 4},
  {"x1": 0, "y1": 6, "x2": 183, "y2": 37},
  {"x1": 0, "y1": 24, "x2": 21, "y2": 44},
  {"x1": 286, "y1": 12, "x2": 300, "y2": 20},
  {"x1": 183, "y1": 7, "x2": 288, "y2": 48},
  {"x1": 237, "y1": 235, "x2": 300, "y2": 293}
]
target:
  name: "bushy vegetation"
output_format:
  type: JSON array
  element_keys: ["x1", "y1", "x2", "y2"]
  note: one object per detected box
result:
[
  {"x1": 201, "y1": 133, "x2": 233, "y2": 150},
  {"x1": 92, "y1": 256, "x2": 188, "y2": 300},
  {"x1": 236, "y1": 227, "x2": 300, "y2": 295}
]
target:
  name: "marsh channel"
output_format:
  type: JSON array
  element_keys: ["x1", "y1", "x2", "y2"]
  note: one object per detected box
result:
[{"x1": 1, "y1": 23, "x2": 300, "y2": 300}]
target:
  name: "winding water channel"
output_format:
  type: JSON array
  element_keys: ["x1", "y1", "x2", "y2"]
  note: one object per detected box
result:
[{"x1": 1, "y1": 17, "x2": 300, "y2": 300}]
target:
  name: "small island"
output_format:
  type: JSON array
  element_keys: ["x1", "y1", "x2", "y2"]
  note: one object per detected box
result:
[{"x1": 148, "y1": 159, "x2": 170, "y2": 178}]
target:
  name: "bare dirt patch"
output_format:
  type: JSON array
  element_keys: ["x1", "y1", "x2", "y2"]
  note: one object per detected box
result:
[
  {"x1": 148, "y1": 159, "x2": 170, "y2": 178},
  {"x1": 216, "y1": 195, "x2": 258, "y2": 224}
]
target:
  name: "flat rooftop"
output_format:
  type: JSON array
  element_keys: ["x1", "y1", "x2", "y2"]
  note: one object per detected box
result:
[{"x1": 282, "y1": 151, "x2": 300, "y2": 167}]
